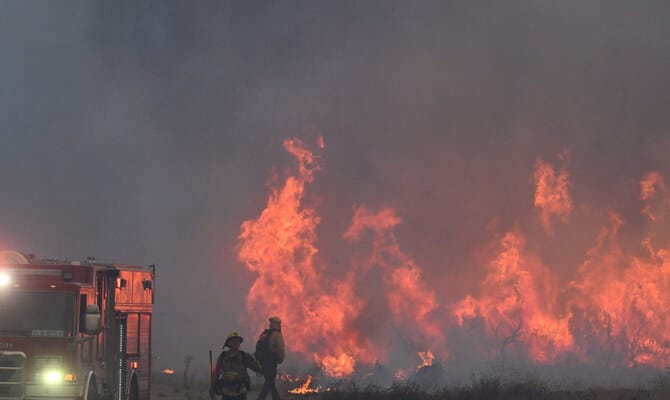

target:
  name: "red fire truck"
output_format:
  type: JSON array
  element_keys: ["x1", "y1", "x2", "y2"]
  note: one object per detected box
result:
[{"x1": 0, "y1": 250, "x2": 155, "y2": 400}]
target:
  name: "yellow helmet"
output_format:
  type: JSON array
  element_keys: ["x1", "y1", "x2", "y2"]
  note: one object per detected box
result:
[{"x1": 224, "y1": 331, "x2": 243, "y2": 347}]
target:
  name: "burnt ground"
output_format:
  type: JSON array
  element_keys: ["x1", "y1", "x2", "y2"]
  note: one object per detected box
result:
[{"x1": 151, "y1": 372, "x2": 670, "y2": 400}]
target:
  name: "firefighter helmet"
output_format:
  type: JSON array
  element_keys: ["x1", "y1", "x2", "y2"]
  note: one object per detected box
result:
[{"x1": 224, "y1": 331, "x2": 244, "y2": 347}]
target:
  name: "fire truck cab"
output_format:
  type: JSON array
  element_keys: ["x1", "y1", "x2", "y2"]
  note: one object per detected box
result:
[{"x1": 0, "y1": 250, "x2": 155, "y2": 400}]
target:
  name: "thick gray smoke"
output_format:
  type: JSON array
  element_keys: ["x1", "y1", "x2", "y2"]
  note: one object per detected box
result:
[{"x1": 1, "y1": 1, "x2": 669, "y2": 381}]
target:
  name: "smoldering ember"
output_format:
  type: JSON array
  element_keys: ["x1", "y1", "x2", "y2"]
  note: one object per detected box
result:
[{"x1": 1, "y1": 2, "x2": 670, "y2": 400}]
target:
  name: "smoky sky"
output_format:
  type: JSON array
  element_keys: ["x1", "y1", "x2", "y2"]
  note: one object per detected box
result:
[{"x1": 1, "y1": 1, "x2": 669, "y2": 373}]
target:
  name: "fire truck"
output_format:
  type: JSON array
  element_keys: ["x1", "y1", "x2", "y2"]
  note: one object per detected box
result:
[{"x1": 0, "y1": 250, "x2": 155, "y2": 400}]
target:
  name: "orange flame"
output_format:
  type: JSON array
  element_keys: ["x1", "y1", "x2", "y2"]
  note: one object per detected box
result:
[
  {"x1": 533, "y1": 153, "x2": 573, "y2": 233},
  {"x1": 418, "y1": 351, "x2": 434, "y2": 368},
  {"x1": 287, "y1": 375, "x2": 330, "y2": 395},
  {"x1": 453, "y1": 229, "x2": 573, "y2": 363},
  {"x1": 160, "y1": 369, "x2": 174, "y2": 375},
  {"x1": 569, "y1": 211, "x2": 670, "y2": 367},
  {"x1": 238, "y1": 137, "x2": 670, "y2": 376},
  {"x1": 345, "y1": 206, "x2": 445, "y2": 354},
  {"x1": 237, "y1": 137, "x2": 375, "y2": 377},
  {"x1": 640, "y1": 171, "x2": 668, "y2": 221},
  {"x1": 640, "y1": 171, "x2": 664, "y2": 201}
]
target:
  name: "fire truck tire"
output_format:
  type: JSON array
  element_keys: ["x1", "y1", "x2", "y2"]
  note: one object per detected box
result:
[{"x1": 85, "y1": 376, "x2": 99, "y2": 400}]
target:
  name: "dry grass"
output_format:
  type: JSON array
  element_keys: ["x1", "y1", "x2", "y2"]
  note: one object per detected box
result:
[
  {"x1": 298, "y1": 375, "x2": 670, "y2": 400},
  {"x1": 151, "y1": 369, "x2": 670, "y2": 400}
]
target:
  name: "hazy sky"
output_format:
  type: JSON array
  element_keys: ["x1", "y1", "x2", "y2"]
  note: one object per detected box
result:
[{"x1": 1, "y1": 1, "x2": 669, "y2": 372}]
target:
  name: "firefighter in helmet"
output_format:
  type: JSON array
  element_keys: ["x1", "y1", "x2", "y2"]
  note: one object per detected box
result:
[
  {"x1": 211, "y1": 332, "x2": 261, "y2": 400},
  {"x1": 255, "y1": 316, "x2": 285, "y2": 400}
]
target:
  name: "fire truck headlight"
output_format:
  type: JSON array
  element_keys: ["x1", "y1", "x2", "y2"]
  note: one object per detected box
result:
[
  {"x1": 0, "y1": 272, "x2": 10, "y2": 286},
  {"x1": 43, "y1": 370, "x2": 64, "y2": 383}
]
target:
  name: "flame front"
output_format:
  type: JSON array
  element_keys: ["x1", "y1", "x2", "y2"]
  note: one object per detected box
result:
[
  {"x1": 237, "y1": 136, "x2": 670, "y2": 377},
  {"x1": 452, "y1": 229, "x2": 573, "y2": 363},
  {"x1": 569, "y1": 212, "x2": 670, "y2": 367},
  {"x1": 344, "y1": 206, "x2": 445, "y2": 354},
  {"x1": 237, "y1": 137, "x2": 375, "y2": 376}
]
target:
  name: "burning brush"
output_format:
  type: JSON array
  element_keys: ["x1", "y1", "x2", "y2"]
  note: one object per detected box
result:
[{"x1": 239, "y1": 137, "x2": 670, "y2": 380}]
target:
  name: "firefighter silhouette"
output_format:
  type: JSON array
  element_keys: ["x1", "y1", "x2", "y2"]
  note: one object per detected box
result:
[{"x1": 211, "y1": 332, "x2": 261, "y2": 400}]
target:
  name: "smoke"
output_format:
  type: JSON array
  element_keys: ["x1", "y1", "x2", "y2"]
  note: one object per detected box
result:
[{"x1": 1, "y1": 1, "x2": 670, "y2": 382}]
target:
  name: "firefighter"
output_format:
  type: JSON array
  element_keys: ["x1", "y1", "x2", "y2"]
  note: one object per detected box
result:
[
  {"x1": 210, "y1": 332, "x2": 261, "y2": 400},
  {"x1": 255, "y1": 316, "x2": 285, "y2": 400}
]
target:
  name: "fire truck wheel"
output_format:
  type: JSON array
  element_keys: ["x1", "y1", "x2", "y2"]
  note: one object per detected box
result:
[{"x1": 85, "y1": 377, "x2": 99, "y2": 400}]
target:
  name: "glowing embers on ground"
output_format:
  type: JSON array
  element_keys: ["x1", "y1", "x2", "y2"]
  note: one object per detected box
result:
[
  {"x1": 286, "y1": 375, "x2": 331, "y2": 395},
  {"x1": 394, "y1": 351, "x2": 437, "y2": 381},
  {"x1": 281, "y1": 353, "x2": 441, "y2": 395}
]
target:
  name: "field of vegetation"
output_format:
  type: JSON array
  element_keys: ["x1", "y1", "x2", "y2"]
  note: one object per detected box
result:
[
  {"x1": 308, "y1": 377, "x2": 670, "y2": 400},
  {"x1": 152, "y1": 366, "x2": 670, "y2": 400}
]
